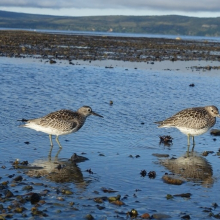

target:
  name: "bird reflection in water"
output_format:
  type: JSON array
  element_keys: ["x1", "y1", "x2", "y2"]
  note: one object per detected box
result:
[
  {"x1": 161, "y1": 151, "x2": 213, "y2": 187},
  {"x1": 26, "y1": 153, "x2": 89, "y2": 189}
]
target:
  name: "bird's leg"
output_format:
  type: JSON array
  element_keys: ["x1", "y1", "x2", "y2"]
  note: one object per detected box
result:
[
  {"x1": 55, "y1": 148, "x2": 62, "y2": 161},
  {"x1": 48, "y1": 149, "x2": 52, "y2": 162},
  {"x1": 49, "y1": 134, "x2": 53, "y2": 147},
  {"x1": 56, "y1": 136, "x2": 63, "y2": 149},
  {"x1": 186, "y1": 150, "x2": 189, "y2": 157},
  {"x1": 187, "y1": 134, "x2": 190, "y2": 152},
  {"x1": 192, "y1": 136, "x2": 195, "y2": 152}
]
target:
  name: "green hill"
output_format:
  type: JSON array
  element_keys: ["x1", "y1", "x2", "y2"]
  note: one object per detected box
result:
[{"x1": 0, "y1": 10, "x2": 220, "y2": 36}]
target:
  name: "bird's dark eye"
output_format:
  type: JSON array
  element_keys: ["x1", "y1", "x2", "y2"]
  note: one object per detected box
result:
[{"x1": 88, "y1": 108, "x2": 91, "y2": 112}]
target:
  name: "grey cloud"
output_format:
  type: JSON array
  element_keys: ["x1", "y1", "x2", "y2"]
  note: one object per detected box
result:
[{"x1": 1, "y1": 0, "x2": 220, "y2": 12}]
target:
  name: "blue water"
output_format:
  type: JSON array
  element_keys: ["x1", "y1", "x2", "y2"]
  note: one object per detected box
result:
[
  {"x1": 1, "y1": 27, "x2": 220, "y2": 42},
  {"x1": 1, "y1": 57, "x2": 220, "y2": 219}
]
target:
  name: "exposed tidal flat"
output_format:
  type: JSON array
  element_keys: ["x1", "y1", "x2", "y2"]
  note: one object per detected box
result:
[{"x1": 0, "y1": 31, "x2": 220, "y2": 219}]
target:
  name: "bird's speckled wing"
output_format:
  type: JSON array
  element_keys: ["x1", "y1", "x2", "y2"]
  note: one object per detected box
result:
[
  {"x1": 29, "y1": 110, "x2": 79, "y2": 131},
  {"x1": 156, "y1": 107, "x2": 216, "y2": 129},
  {"x1": 43, "y1": 109, "x2": 78, "y2": 121}
]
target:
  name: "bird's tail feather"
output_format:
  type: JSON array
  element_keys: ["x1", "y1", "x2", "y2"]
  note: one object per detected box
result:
[{"x1": 154, "y1": 121, "x2": 164, "y2": 128}]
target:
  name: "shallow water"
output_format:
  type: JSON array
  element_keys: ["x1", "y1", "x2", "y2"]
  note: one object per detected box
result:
[{"x1": 1, "y1": 57, "x2": 220, "y2": 219}]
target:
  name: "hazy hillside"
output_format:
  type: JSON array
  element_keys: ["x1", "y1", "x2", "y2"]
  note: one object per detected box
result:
[{"x1": 0, "y1": 10, "x2": 220, "y2": 36}]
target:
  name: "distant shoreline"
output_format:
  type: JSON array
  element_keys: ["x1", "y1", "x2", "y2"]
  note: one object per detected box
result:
[{"x1": 1, "y1": 11, "x2": 220, "y2": 37}]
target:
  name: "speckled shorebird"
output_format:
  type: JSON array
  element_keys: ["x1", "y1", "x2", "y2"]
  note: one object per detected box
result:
[
  {"x1": 19, "y1": 106, "x2": 103, "y2": 148},
  {"x1": 155, "y1": 106, "x2": 220, "y2": 149}
]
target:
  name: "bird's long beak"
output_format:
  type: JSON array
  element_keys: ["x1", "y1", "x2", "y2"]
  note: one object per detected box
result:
[{"x1": 91, "y1": 111, "x2": 103, "y2": 118}]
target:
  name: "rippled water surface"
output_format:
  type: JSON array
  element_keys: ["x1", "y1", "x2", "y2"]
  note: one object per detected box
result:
[{"x1": 1, "y1": 57, "x2": 220, "y2": 219}]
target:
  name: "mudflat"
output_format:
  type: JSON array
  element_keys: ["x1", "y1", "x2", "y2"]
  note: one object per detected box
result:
[{"x1": 0, "y1": 30, "x2": 220, "y2": 62}]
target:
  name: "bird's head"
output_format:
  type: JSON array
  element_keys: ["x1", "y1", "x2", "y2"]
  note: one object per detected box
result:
[{"x1": 78, "y1": 106, "x2": 103, "y2": 118}]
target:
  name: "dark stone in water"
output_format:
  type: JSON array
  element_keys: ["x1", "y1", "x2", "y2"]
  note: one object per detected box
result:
[
  {"x1": 22, "y1": 185, "x2": 33, "y2": 191},
  {"x1": 86, "y1": 169, "x2": 94, "y2": 174},
  {"x1": 181, "y1": 214, "x2": 191, "y2": 219},
  {"x1": 4, "y1": 190, "x2": 14, "y2": 198},
  {"x1": 210, "y1": 129, "x2": 220, "y2": 136},
  {"x1": 50, "y1": 59, "x2": 56, "y2": 64},
  {"x1": 0, "y1": 204, "x2": 4, "y2": 210},
  {"x1": 13, "y1": 175, "x2": 23, "y2": 182},
  {"x1": 96, "y1": 204, "x2": 105, "y2": 210},
  {"x1": 70, "y1": 153, "x2": 88, "y2": 163},
  {"x1": 152, "y1": 153, "x2": 169, "y2": 158},
  {"x1": 148, "y1": 171, "x2": 156, "y2": 179},
  {"x1": 174, "y1": 193, "x2": 191, "y2": 198},
  {"x1": 152, "y1": 213, "x2": 171, "y2": 219},
  {"x1": 30, "y1": 193, "x2": 41, "y2": 204},
  {"x1": 8, "y1": 174, "x2": 15, "y2": 178},
  {"x1": 85, "y1": 214, "x2": 94, "y2": 220},
  {"x1": 20, "y1": 160, "x2": 28, "y2": 165},
  {"x1": 127, "y1": 209, "x2": 138, "y2": 218},
  {"x1": 159, "y1": 135, "x2": 173, "y2": 146},
  {"x1": 140, "y1": 170, "x2": 147, "y2": 177},
  {"x1": 189, "y1": 83, "x2": 195, "y2": 87}
]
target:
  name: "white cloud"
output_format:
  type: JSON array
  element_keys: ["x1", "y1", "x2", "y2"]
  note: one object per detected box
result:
[{"x1": 1, "y1": 0, "x2": 220, "y2": 12}]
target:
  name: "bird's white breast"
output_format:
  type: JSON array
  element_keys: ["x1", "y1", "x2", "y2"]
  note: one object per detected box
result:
[
  {"x1": 177, "y1": 126, "x2": 210, "y2": 136},
  {"x1": 24, "y1": 123, "x2": 77, "y2": 136}
]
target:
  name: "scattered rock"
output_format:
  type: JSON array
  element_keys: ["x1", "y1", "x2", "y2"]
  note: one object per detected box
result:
[
  {"x1": 96, "y1": 205, "x2": 105, "y2": 210},
  {"x1": 210, "y1": 129, "x2": 220, "y2": 136},
  {"x1": 152, "y1": 153, "x2": 169, "y2": 158},
  {"x1": 108, "y1": 195, "x2": 121, "y2": 202},
  {"x1": 140, "y1": 170, "x2": 147, "y2": 177},
  {"x1": 86, "y1": 169, "x2": 94, "y2": 174},
  {"x1": 14, "y1": 207, "x2": 26, "y2": 213},
  {"x1": 50, "y1": 59, "x2": 56, "y2": 64},
  {"x1": 30, "y1": 193, "x2": 41, "y2": 204},
  {"x1": 148, "y1": 171, "x2": 156, "y2": 178},
  {"x1": 189, "y1": 83, "x2": 195, "y2": 87},
  {"x1": 173, "y1": 193, "x2": 191, "y2": 198},
  {"x1": 101, "y1": 187, "x2": 118, "y2": 193},
  {"x1": 93, "y1": 197, "x2": 105, "y2": 203},
  {"x1": 159, "y1": 135, "x2": 173, "y2": 146},
  {"x1": 162, "y1": 174, "x2": 184, "y2": 185},
  {"x1": 13, "y1": 175, "x2": 23, "y2": 182},
  {"x1": 127, "y1": 209, "x2": 138, "y2": 218},
  {"x1": 212, "y1": 203, "x2": 218, "y2": 208},
  {"x1": 166, "y1": 194, "x2": 174, "y2": 200},
  {"x1": 61, "y1": 189, "x2": 73, "y2": 195},
  {"x1": 141, "y1": 213, "x2": 150, "y2": 219},
  {"x1": 111, "y1": 200, "x2": 124, "y2": 206},
  {"x1": 4, "y1": 190, "x2": 14, "y2": 198},
  {"x1": 152, "y1": 213, "x2": 172, "y2": 219},
  {"x1": 85, "y1": 214, "x2": 94, "y2": 220},
  {"x1": 70, "y1": 153, "x2": 88, "y2": 163},
  {"x1": 22, "y1": 185, "x2": 33, "y2": 191},
  {"x1": 181, "y1": 214, "x2": 191, "y2": 219}
]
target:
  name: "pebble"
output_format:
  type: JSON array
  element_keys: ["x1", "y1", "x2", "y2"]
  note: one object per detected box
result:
[
  {"x1": 152, "y1": 213, "x2": 172, "y2": 219},
  {"x1": 141, "y1": 213, "x2": 150, "y2": 219}
]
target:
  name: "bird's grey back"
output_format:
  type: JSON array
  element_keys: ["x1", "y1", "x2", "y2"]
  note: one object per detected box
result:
[{"x1": 156, "y1": 107, "x2": 216, "y2": 129}]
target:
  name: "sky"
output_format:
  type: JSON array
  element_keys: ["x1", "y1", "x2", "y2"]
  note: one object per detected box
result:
[{"x1": 0, "y1": 0, "x2": 220, "y2": 18}]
